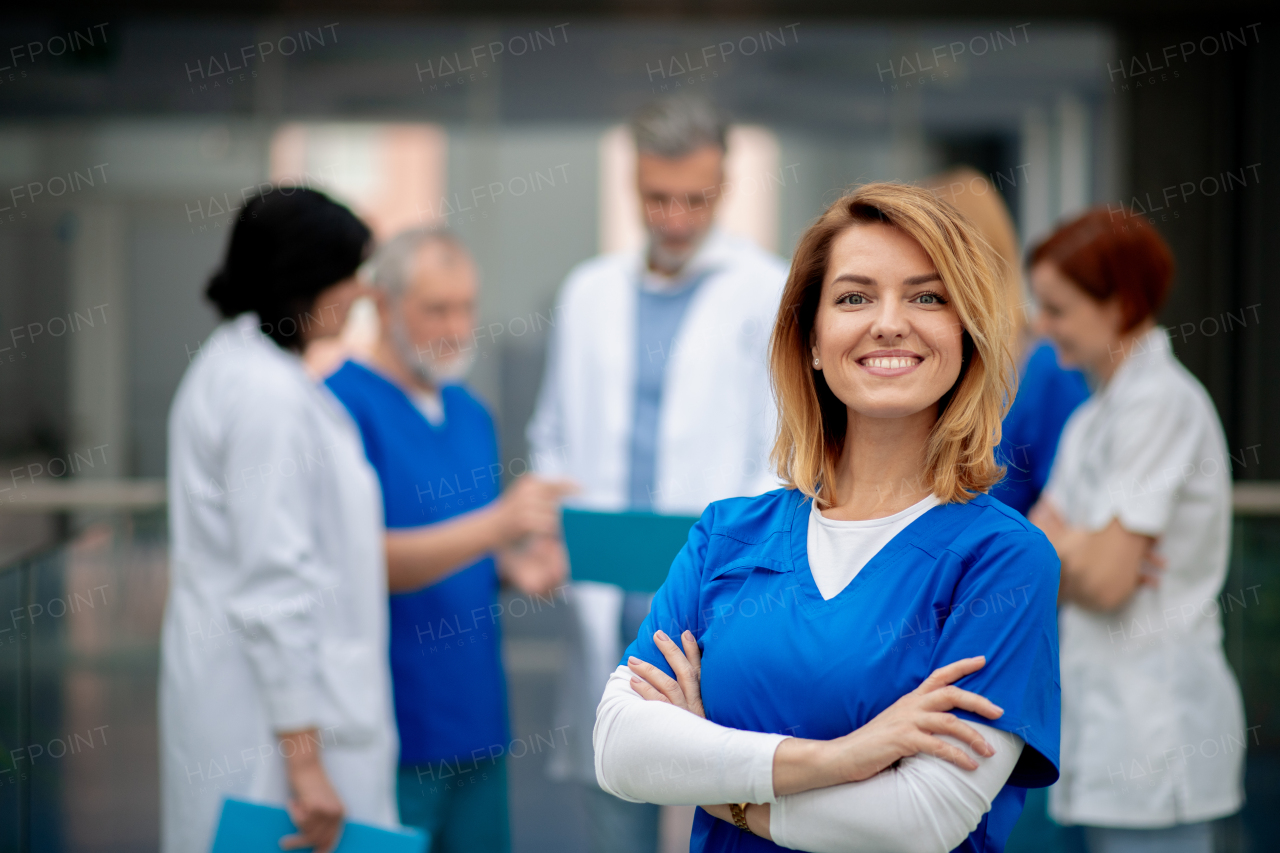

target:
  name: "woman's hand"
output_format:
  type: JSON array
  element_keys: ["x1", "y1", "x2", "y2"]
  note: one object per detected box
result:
[
  {"x1": 626, "y1": 629, "x2": 705, "y2": 719},
  {"x1": 627, "y1": 639, "x2": 1004, "y2": 802},
  {"x1": 631, "y1": 633, "x2": 769, "y2": 836},
  {"x1": 278, "y1": 729, "x2": 345, "y2": 852},
  {"x1": 770, "y1": 656, "x2": 1005, "y2": 796},
  {"x1": 829, "y1": 656, "x2": 1002, "y2": 782},
  {"x1": 701, "y1": 659, "x2": 1002, "y2": 836}
]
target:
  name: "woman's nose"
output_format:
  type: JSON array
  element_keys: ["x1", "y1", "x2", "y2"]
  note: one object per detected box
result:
[{"x1": 869, "y1": 299, "x2": 910, "y2": 341}]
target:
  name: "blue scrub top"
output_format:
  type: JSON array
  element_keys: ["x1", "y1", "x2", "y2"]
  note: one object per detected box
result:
[
  {"x1": 625, "y1": 488, "x2": 1061, "y2": 853},
  {"x1": 326, "y1": 361, "x2": 508, "y2": 769},
  {"x1": 991, "y1": 340, "x2": 1090, "y2": 516}
]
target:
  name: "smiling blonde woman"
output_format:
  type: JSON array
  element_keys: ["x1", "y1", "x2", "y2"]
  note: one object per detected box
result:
[{"x1": 593, "y1": 183, "x2": 1062, "y2": 853}]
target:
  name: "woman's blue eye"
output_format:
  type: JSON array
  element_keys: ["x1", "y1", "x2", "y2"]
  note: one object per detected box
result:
[
  {"x1": 914, "y1": 291, "x2": 947, "y2": 305},
  {"x1": 838, "y1": 293, "x2": 868, "y2": 305}
]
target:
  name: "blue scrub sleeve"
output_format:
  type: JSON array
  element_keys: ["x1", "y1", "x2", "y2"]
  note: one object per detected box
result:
[
  {"x1": 930, "y1": 530, "x2": 1062, "y2": 787},
  {"x1": 621, "y1": 506, "x2": 715, "y2": 678},
  {"x1": 1031, "y1": 355, "x2": 1090, "y2": 496}
]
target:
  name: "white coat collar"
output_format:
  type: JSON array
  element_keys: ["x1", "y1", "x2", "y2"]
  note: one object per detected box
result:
[{"x1": 1098, "y1": 325, "x2": 1172, "y2": 399}]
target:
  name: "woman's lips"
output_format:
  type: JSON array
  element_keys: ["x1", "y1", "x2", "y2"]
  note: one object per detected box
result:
[{"x1": 857, "y1": 354, "x2": 923, "y2": 376}]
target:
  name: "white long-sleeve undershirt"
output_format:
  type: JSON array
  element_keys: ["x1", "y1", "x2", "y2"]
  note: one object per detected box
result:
[{"x1": 594, "y1": 667, "x2": 1023, "y2": 853}]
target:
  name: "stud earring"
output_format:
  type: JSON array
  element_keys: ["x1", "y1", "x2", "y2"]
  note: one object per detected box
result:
[{"x1": 813, "y1": 358, "x2": 820, "y2": 368}]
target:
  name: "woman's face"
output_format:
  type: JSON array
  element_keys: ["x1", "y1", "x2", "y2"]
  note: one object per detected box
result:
[
  {"x1": 302, "y1": 275, "x2": 363, "y2": 344},
  {"x1": 1029, "y1": 261, "x2": 1124, "y2": 374},
  {"x1": 812, "y1": 223, "x2": 965, "y2": 424}
]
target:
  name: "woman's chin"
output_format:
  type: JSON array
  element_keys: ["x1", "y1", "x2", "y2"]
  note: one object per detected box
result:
[{"x1": 846, "y1": 399, "x2": 939, "y2": 422}]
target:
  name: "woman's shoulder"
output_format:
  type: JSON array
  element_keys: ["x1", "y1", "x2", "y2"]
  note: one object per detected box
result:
[
  {"x1": 943, "y1": 494, "x2": 1059, "y2": 565},
  {"x1": 916, "y1": 496, "x2": 1062, "y2": 607},
  {"x1": 702, "y1": 487, "x2": 801, "y2": 542},
  {"x1": 190, "y1": 335, "x2": 310, "y2": 409}
]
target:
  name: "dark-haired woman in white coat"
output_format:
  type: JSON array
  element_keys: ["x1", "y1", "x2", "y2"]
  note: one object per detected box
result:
[{"x1": 160, "y1": 188, "x2": 398, "y2": 853}]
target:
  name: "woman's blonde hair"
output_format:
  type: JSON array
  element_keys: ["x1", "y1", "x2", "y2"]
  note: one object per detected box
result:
[
  {"x1": 922, "y1": 167, "x2": 1026, "y2": 337},
  {"x1": 769, "y1": 182, "x2": 1015, "y2": 507}
]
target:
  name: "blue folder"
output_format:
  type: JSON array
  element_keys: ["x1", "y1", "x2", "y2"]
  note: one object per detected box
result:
[
  {"x1": 210, "y1": 798, "x2": 427, "y2": 853},
  {"x1": 562, "y1": 508, "x2": 700, "y2": 593}
]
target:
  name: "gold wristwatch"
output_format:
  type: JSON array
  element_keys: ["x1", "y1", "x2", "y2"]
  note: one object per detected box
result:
[{"x1": 729, "y1": 802, "x2": 754, "y2": 835}]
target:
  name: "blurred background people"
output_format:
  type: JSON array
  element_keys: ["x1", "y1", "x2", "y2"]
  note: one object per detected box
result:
[
  {"x1": 160, "y1": 188, "x2": 397, "y2": 853},
  {"x1": 526, "y1": 95, "x2": 787, "y2": 852},
  {"x1": 924, "y1": 167, "x2": 1089, "y2": 517},
  {"x1": 325, "y1": 227, "x2": 571, "y2": 853},
  {"x1": 1028, "y1": 208, "x2": 1245, "y2": 853}
]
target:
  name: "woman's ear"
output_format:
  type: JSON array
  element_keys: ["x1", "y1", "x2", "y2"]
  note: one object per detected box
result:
[{"x1": 1101, "y1": 296, "x2": 1127, "y2": 337}]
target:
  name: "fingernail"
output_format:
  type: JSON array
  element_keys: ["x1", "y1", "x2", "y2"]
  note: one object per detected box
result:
[
  {"x1": 628, "y1": 656, "x2": 640, "y2": 665},
  {"x1": 983, "y1": 742, "x2": 995, "y2": 755},
  {"x1": 655, "y1": 630, "x2": 668, "y2": 641}
]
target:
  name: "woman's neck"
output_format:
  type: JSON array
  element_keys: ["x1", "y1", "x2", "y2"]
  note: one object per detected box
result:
[
  {"x1": 826, "y1": 407, "x2": 936, "y2": 521},
  {"x1": 1091, "y1": 318, "x2": 1156, "y2": 383}
]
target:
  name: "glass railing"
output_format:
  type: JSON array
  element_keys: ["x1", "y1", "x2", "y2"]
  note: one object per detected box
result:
[
  {"x1": 0, "y1": 509, "x2": 168, "y2": 853},
  {"x1": 2, "y1": 498, "x2": 1278, "y2": 853}
]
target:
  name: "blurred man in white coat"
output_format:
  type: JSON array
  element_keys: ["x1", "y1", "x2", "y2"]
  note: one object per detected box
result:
[{"x1": 526, "y1": 95, "x2": 787, "y2": 853}]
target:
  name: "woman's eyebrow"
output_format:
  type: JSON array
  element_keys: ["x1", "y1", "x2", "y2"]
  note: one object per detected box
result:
[{"x1": 831, "y1": 272, "x2": 942, "y2": 286}]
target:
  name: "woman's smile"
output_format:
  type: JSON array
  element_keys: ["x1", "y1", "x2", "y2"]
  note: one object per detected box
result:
[
  {"x1": 814, "y1": 222, "x2": 963, "y2": 422},
  {"x1": 857, "y1": 349, "x2": 924, "y2": 376}
]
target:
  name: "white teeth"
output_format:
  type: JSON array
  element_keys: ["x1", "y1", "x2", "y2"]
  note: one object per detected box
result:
[{"x1": 863, "y1": 357, "x2": 917, "y2": 369}]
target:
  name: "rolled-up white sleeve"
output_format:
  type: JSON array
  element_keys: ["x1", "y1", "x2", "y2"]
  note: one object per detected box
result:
[
  {"x1": 595, "y1": 664, "x2": 1023, "y2": 852},
  {"x1": 770, "y1": 723, "x2": 1024, "y2": 853},
  {"x1": 594, "y1": 667, "x2": 787, "y2": 806},
  {"x1": 223, "y1": 379, "x2": 329, "y2": 733}
]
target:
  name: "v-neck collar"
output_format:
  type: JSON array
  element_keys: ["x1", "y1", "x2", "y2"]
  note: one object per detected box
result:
[
  {"x1": 346, "y1": 359, "x2": 450, "y2": 432},
  {"x1": 782, "y1": 489, "x2": 962, "y2": 612}
]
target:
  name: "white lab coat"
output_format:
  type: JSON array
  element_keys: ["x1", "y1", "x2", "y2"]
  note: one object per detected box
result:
[
  {"x1": 1046, "y1": 327, "x2": 1245, "y2": 827},
  {"x1": 527, "y1": 229, "x2": 787, "y2": 782},
  {"x1": 160, "y1": 314, "x2": 398, "y2": 853}
]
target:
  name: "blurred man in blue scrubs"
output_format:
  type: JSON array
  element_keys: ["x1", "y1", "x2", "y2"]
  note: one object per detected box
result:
[
  {"x1": 527, "y1": 95, "x2": 787, "y2": 853},
  {"x1": 326, "y1": 228, "x2": 571, "y2": 853}
]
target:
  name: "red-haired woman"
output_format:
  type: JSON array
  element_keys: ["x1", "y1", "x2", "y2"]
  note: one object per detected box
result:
[{"x1": 1027, "y1": 208, "x2": 1245, "y2": 853}]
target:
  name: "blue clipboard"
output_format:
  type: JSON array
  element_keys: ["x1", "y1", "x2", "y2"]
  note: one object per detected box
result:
[
  {"x1": 210, "y1": 798, "x2": 427, "y2": 853},
  {"x1": 562, "y1": 508, "x2": 700, "y2": 593}
]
